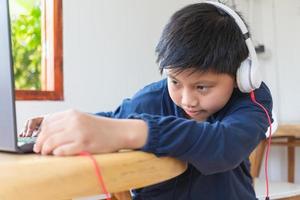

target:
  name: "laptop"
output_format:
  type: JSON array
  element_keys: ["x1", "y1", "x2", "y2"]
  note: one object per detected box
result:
[{"x1": 0, "y1": 0, "x2": 36, "y2": 153}]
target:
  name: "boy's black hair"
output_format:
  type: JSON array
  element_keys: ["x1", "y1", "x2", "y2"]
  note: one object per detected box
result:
[{"x1": 156, "y1": 3, "x2": 250, "y2": 77}]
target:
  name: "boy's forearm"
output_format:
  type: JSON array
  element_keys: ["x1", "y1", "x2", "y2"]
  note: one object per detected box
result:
[{"x1": 109, "y1": 118, "x2": 148, "y2": 150}]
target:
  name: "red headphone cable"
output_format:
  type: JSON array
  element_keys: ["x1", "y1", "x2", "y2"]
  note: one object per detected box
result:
[
  {"x1": 79, "y1": 151, "x2": 111, "y2": 200},
  {"x1": 250, "y1": 91, "x2": 272, "y2": 200}
]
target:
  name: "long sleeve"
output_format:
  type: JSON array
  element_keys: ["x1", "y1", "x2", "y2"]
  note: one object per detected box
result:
[
  {"x1": 93, "y1": 80, "x2": 272, "y2": 175},
  {"x1": 128, "y1": 86, "x2": 272, "y2": 175}
]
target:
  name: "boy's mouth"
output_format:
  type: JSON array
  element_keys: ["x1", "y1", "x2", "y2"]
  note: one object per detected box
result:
[{"x1": 184, "y1": 109, "x2": 206, "y2": 117}]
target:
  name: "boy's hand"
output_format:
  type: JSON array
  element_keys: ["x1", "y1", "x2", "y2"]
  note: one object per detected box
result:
[
  {"x1": 19, "y1": 116, "x2": 44, "y2": 137},
  {"x1": 33, "y1": 109, "x2": 148, "y2": 156}
]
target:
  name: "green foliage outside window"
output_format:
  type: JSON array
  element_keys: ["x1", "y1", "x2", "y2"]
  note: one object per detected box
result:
[{"x1": 10, "y1": 0, "x2": 41, "y2": 90}]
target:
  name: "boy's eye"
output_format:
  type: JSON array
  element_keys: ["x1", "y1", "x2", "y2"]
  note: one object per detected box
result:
[
  {"x1": 171, "y1": 80, "x2": 178, "y2": 85},
  {"x1": 197, "y1": 85, "x2": 209, "y2": 92}
]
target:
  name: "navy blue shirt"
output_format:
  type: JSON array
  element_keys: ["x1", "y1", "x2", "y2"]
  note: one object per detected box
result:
[{"x1": 96, "y1": 79, "x2": 272, "y2": 200}]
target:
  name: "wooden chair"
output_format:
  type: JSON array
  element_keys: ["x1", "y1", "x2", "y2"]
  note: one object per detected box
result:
[
  {"x1": 250, "y1": 136, "x2": 300, "y2": 199},
  {"x1": 271, "y1": 124, "x2": 300, "y2": 183},
  {"x1": 111, "y1": 192, "x2": 132, "y2": 200}
]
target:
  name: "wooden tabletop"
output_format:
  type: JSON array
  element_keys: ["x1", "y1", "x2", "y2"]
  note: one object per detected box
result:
[
  {"x1": 274, "y1": 124, "x2": 300, "y2": 137},
  {"x1": 0, "y1": 151, "x2": 187, "y2": 200}
]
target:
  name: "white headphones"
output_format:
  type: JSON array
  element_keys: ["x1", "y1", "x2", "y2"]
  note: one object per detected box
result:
[{"x1": 205, "y1": 1, "x2": 262, "y2": 93}]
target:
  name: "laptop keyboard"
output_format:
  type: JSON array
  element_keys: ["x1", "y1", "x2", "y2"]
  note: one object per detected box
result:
[
  {"x1": 17, "y1": 137, "x2": 37, "y2": 153},
  {"x1": 18, "y1": 137, "x2": 37, "y2": 146}
]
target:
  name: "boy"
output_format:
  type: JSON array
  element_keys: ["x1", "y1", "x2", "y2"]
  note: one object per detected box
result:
[{"x1": 21, "y1": 2, "x2": 272, "y2": 200}]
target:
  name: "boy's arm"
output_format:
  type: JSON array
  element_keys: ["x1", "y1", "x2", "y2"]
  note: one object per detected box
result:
[
  {"x1": 128, "y1": 95, "x2": 272, "y2": 175},
  {"x1": 33, "y1": 110, "x2": 148, "y2": 155},
  {"x1": 88, "y1": 85, "x2": 272, "y2": 175}
]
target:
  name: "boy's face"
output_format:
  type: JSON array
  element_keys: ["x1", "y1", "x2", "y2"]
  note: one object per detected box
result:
[{"x1": 166, "y1": 68, "x2": 235, "y2": 121}]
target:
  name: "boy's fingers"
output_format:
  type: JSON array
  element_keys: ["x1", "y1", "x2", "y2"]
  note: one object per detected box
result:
[
  {"x1": 19, "y1": 120, "x2": 30, "y2": 137},
  {"x1": 33, "y1": 112, "x2": 75, "y2": 154},
  {"x1": 52, "y1": 143, "x2": 81, "y2": 156},
  {"x1": 40, "y1": 133, "x2": 73, "y2": 155},
  {"x1": 22, "y1": 117, "x2": 43, "y2": 137},
  {"x1": 33, "y1": 115, "x2": 59, "y2": 153},
  {"x1": 18, "y1": 130, "x2": 24, "y2": 137},
  {"x1": 34, "y1": 121, "x2": 66, "y2": 154},
  {"x1": 33, "y1": 124, "x2": 49, "y2": 153},
  {"x1": 32, "y1": 128, "x2": 41, "y2": 137},
  {"x1": 25, "y1": 121, "x2": 35, "y2": 137}
]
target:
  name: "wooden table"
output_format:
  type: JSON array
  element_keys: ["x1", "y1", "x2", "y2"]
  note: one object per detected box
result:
[
  {"x1": 247, "y1": 124, "x2": 300, "y2": 200},
  {"x1": 272, "y1": 124, "x2": 300, "y2": 183},
  {"x1": 273, "y1": 124, "x2": 300, "y2": 138},
  {"x1": 0, "y1": 151, "x2": 187, "y2": 200}
]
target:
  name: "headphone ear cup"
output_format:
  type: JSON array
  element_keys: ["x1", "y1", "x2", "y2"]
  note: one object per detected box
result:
[{"x1": 236, "y1": 58, "x2": 252, "y2": 93}]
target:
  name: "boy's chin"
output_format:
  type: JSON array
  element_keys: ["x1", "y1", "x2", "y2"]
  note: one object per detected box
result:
[{"x1": 186, "y1": 114, "x2": 208, "y2": 122}]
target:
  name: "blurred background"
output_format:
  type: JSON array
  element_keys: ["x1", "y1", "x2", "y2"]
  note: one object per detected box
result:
[{"x1": 11, "y1": 0, "x2": 300, "y2": 183}]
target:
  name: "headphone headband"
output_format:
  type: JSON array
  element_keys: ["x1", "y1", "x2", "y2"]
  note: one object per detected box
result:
[
  {"x1": 204, "y1": 1, "x2": 262, "y2": 92},
  {"x1": 205, "y1": 1, "x2": 248, "y2": 34}
]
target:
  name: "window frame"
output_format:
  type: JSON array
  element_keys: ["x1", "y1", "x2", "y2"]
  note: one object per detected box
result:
[{"x1": 15, "y1": 0, "x2": 63, "y2": 101}]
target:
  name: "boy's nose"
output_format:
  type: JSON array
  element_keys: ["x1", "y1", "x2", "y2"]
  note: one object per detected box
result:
[{"x1": 181, "y1": 91, "x2": 198, "y2": 108}]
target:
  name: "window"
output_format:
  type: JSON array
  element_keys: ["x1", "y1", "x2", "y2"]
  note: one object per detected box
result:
[{"x1": 10, "y1": 0, "x2": 63, "y2": 100}]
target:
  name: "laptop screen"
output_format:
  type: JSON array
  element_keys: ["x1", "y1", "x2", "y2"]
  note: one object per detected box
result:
[{"x1": 0, "y1": 0, "x2": 18, "y2": 151}]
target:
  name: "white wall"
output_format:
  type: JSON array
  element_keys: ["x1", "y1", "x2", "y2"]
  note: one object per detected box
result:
[
  {"x1": 15, "y1": 0, "x2": 300, "y2": 183},
  {"x1": 246, "y1": 0, "x2": 300, "y2": 183},
  {"x1": 16, "y1": 0, "x2": 199, "y2": 124}
]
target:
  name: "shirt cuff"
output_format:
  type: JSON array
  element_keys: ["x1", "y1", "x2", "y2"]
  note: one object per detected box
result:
[{"x1": 128, "y1": 113, "x2": 160, "y2": 154}]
